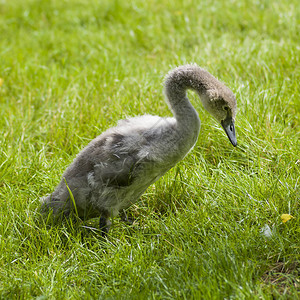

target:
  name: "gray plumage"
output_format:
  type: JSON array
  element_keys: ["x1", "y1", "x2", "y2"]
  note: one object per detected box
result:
[{"x1": 40, "y1": 64, "x2": 237, "y2": 235}]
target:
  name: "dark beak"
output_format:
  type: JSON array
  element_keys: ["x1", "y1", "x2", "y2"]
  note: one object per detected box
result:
[{"x1": 221, "y1": 116, "x2": 237, "y2": 147}]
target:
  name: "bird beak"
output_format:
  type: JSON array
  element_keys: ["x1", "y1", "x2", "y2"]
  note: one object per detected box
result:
[{"x1": 221, "y1": 116, "x2": 237, "y2": 147}]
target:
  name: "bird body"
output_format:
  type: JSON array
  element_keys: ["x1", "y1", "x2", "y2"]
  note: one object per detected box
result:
[{"x1": 41, "y1": 64, "x2": 237, "y2": 234}]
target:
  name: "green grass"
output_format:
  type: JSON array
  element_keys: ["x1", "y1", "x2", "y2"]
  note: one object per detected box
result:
[{"x1": 0, "y1": 0, "x2": 299, "y2": 298}]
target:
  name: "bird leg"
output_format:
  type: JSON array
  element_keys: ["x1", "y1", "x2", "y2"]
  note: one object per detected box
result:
[
  {"x1": 120, "y1": 209, "x2": 135, "y2": 224},
  {"x1": 99, "y1": 216, "x2": 111, "y2": 237}
]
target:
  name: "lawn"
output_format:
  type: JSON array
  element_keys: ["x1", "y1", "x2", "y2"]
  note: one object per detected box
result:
[{"x1": 0, "y1": 0, "x2": 299, "y2": 298}]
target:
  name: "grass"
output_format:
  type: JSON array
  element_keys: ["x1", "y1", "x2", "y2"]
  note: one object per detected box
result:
[{"x1": 0, "y1": 0, "x2": 299, "y2": 298}]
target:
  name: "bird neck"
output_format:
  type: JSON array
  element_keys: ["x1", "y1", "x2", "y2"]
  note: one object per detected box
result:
[{"x1": 164, "y1": 69, "x2": 202, "y2": 137}]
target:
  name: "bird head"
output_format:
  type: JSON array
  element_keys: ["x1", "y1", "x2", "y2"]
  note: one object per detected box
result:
[{"x1": 201, "y1": 87, "x2": 237, "y2": 147}]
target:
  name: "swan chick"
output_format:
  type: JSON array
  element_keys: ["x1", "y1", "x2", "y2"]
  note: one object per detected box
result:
[{"x1": 40, "y1": 64, "x2": 237, "y2": 236}]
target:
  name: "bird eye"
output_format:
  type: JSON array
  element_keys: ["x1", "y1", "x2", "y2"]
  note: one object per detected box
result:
[{"x1": 223, "y1": 106, "x2": 229, "y2": 111}]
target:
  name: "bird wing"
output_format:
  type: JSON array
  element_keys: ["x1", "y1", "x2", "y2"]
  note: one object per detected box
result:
[{"x1": 91, "y1": 132, "x2": 151, "y2": 188}]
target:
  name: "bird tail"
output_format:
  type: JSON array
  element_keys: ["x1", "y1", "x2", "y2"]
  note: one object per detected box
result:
[
  {"x1": 39, "y1": 194, "x2": 70, "y2": 219},
  {"x1": 40, "y1": 194, "x2": 51, "y2": 213}
]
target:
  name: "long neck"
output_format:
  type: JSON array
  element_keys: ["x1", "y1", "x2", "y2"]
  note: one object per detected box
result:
[{"x1": 164, "y1": 67, "x2": 203, "y2": 136}]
